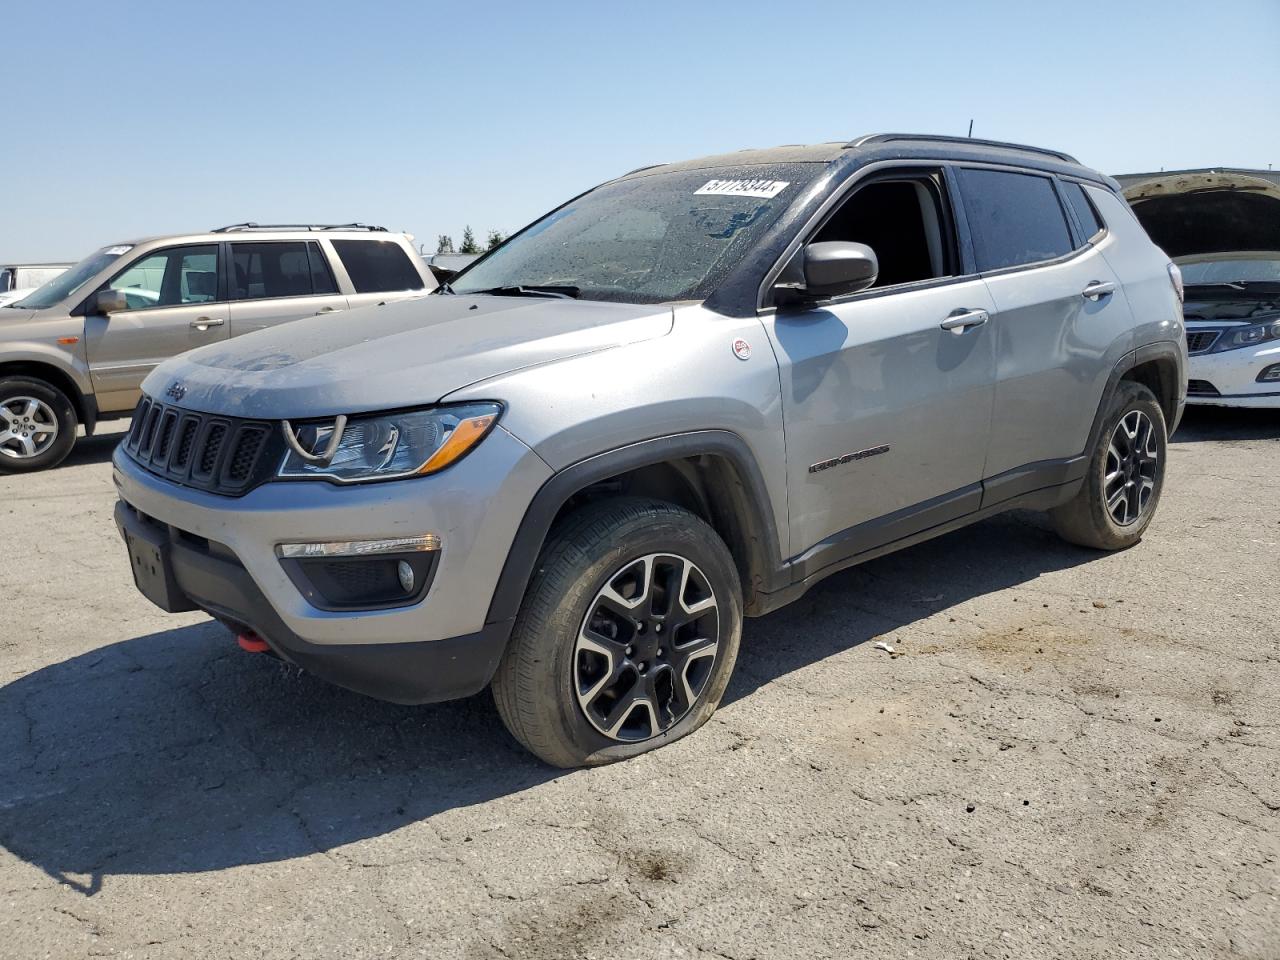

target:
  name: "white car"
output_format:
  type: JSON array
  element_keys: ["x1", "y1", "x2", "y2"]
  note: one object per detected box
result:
[
  {"x1": 1119, "y1": 169, "x2": 1280, "y2": 409},
  {"x1": 0, "y1": 288, "x2": 35, "y2": 308}
]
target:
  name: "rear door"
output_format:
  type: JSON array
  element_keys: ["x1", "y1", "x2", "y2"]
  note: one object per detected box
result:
[
  {"x1": 762, "y1": 167, "x2": 997, "y2": 565},
  {"x1": 227, "y1": 240, "x2": 350, "y2": 336},
  {"x1": 954, "y1": 167, "x2": 1135, "y2": 496},
  {"x1": 84, "y1": 244, "x2": 229, "y2": 411},
  {"x1": 327, "y1": 238, "x2": 431, "y2": 310}
]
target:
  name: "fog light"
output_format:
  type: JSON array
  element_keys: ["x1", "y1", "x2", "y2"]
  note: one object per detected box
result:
[
  {"x1": 276, "y1": 535, "x2": 441, "y2": 611},
  {"x1": 1258, "y1": 363, "x2": 1280, "y2": 383}
]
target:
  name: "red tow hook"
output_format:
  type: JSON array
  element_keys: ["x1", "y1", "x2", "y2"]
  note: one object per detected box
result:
[{"x1": 236, "y1": 631, "x2": 270, "y2": 653}]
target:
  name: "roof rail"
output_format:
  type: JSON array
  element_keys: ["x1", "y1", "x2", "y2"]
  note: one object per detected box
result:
[
  {"x1": 210, "y1": 222, "x2": 389, "y2": 233},
  {"x1": 846, "y1": 133, "x2": 1079, "y2": 165}
]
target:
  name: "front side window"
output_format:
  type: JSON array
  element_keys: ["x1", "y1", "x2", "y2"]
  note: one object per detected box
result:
[
  {"x1": 957, "y1": 168, "x2": 1074, "y2": 271},
  {"x1": 811, "y1": 173, "x2": 955, "y2": 289},
  {"x1": 450, "y1": 163, "x2": 823, "y2": 304},
  {"x1": 332, "y1": 240, "x2": 424, "y2": 294},
  {"x1": 108, "y1": 245, "x2": 219, "y2": 310}
]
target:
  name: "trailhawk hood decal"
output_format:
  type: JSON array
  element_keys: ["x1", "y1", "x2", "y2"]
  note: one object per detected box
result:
[
  {"x1": 143, "y1": 295, "x2": 674, "y2": 419},
  {"x1": 1122, "y1": 171, "x2": 1280, "y2": 261}
]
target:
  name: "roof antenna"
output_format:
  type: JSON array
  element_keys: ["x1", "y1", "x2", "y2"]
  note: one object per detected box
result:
[{"x1": 967, "y1": 119, "x2": 974, "y2": 138}]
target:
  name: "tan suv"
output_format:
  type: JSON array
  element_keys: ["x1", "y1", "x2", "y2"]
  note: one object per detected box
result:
[{"x1": 0, "y1": 224, "x2": 434, "y2": 472}]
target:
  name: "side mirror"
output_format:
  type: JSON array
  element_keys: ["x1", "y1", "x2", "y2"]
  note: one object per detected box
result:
[
  {"x1": 90, "y1": 289, "x2": 130, "y2": 315},
  {"x1": 800, "y1": 241, "x2": 879, "y2": 299}
]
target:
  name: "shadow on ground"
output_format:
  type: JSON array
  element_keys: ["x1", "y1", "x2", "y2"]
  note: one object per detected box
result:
[
  {"x1": 1172, "y1": 405, "x2": 1280, "y2": 443},
  {"x1": 60, "y1": 427, "x2": 127, "y2": 468},
  {"x1": 0, "y1": 510, "x2": 1096, "y2": 894}
]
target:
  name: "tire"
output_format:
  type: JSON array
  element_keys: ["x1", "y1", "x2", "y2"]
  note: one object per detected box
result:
[
  {"x1": 0, "y1": 377, "x2": 78, "y2": 474},
  {"x1": 492, "y1": 497, "x2": 743, "y2": 768},
  {"x1": 1050, "y1": 381, "x2": 1167, "y2": 550}
]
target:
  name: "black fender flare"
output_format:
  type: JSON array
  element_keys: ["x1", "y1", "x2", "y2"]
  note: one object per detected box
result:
[
  {"x1": 1087, "y1": 340, "x2": 1184, "y2": 454},
  {"x1": 484, "y1": 430, "x2": 785, "y2": 628}
]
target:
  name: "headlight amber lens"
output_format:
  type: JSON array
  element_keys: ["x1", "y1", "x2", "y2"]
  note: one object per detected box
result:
[{"x1": 278, "y1": 403, "x2": 501, "y2": 483}]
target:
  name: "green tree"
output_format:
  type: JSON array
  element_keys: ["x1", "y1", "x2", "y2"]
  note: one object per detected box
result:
[
  {"x1": 459, "y1": 225, "x2": 480, "y2": 254},
  {"x1": 485, "y1": 229, "x2": 505, "y2": 251},
  {"x1": 435, "y1": 234, "x2": 455, "y2": 254}
]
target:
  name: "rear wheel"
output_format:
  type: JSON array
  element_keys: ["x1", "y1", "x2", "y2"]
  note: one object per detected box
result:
[
  {"x1": 492, "y1": 498, "x2": 742, "y2": 767},
  {"x1": 1051, "y1": 381, "x2": 1167, "y2": 550},
  {"x1": 0, "y1": 378, "x2": 77, "y2": 473}
]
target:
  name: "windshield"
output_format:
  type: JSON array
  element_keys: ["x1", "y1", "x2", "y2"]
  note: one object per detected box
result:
[
  {"x1": 1179, "y1": 258, "x2": 1280, "y2": 286},
  {"x1": 449, "y1": 164, "x2": 822, "y2": 304},
  {"x1": 11, "y1": 245, "x2": 132, "y2": 310}
]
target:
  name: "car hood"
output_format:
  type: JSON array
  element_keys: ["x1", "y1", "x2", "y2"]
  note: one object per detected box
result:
[
  {"x1": 144, "y1": 294, "x2": 675, "y2": 419},
  {"x1": 1122, "y1": 171, "x2": 1280, "y2": 260}
]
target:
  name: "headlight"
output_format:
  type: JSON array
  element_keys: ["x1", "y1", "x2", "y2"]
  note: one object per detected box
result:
[
  {"x1": 1209, "y1": 319, "x2": 1280, "y2": 353},
  {"x1": 278, "y1": 403, "x2": 501, "y2": 483}
]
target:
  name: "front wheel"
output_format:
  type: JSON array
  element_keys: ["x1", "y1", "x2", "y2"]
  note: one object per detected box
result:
[
  {"x1": 1050, "y1": 381, "x2": 1168, "y2": 550},
  {"x1": 492, "y1": 498, "x2": 743, "y2": 768},
  {"x1": 0, "y1": 377, "x2": 78, "y2": 473}
]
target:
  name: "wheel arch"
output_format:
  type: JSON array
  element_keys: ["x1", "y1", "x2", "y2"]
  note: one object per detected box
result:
[
  {"x1": 1088, "y1": 341, "x2": 1184, "y2": 452},
  {"x1": 1119, "y1": 342, "x2": 1183, "y2": 429},
  {"x1": 485, "y1": 430, "x2": 787, "y2": 627},
  {"x1": 0, "y1": 359, "x2": 96, "y2": 433}
]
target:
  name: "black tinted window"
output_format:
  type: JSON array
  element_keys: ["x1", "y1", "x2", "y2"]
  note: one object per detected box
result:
[
  {"x1": 231, "y1": 242, "x2": 320, "y2": 300},
  {"x1": 1062, "y1": 181, "x2": 1104, "y2": 241},
  {"x1": 332, "y1": 240, "x2": 424, "y2": 293},
  {"x1": 957, "y1": 168, "x2": 1073, "y2": 271},
  {"x1": 307, "y1": 242, "x2": 338, "y2": 294}
]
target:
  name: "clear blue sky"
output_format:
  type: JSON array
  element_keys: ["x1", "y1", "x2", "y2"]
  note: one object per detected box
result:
[{"x1": 3, "y1": 0, "x2": 1278, "y2": 262}]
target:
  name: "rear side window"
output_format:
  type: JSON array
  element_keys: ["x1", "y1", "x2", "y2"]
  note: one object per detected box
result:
[
  {"x1": 232, "y1": 241, "x2": 337, "y2": 300},
  {"x1": 1061, "y1": 181, "x2": 1104, "y2": 241},
  {"x1": 957, "y1": 168, "x2": 1074, "y2": 271},
  {"x1": 331, "y1": 240, "x2": 424, "y2": 293}
]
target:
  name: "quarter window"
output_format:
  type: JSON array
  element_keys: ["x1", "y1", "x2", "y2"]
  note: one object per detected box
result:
[
  {"x1": 1061, "y1": 181, "x2": 1104, "y2": 242},
  {"x1": 956, "y1": 168, "x2": 1074, "y2": 271},
  {"x1": 331, "y1": 240, "x2": 424, "y2": 294},
  {"x1": 107, "y1": 245, "x2": 219, "y2": 310},
  {"x1": 231, "y1": 241, "x2": 336, "y2": 300}
]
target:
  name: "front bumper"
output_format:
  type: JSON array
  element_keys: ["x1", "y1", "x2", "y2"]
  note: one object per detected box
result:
[
  {"x1": 112, "y1": 424, "x2": 553, "y2": 702},
  {"x1": 1186, "y1": 340, "x2": 1280, "y2": 408}
]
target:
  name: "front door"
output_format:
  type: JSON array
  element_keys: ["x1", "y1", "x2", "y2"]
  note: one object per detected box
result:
[
  {"x1": 84, "y1": 244, "x2": 229, "y2": 412},
  {"x1": 762, "y1": 169, "x2": 997, "y2": 566}
]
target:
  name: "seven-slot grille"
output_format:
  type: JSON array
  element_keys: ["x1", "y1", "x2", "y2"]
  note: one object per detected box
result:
[
  {"x1": 123, "y1": 396, "x2": 281, "y2": 495},
  {"x1": 1185, "y1": 330, "x2": 1220, "y2": 354}
]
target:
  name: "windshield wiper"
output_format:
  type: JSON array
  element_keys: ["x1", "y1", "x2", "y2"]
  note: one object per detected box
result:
[{"x1": 466, "y1": 284, "x2": 581, "y2": 300}]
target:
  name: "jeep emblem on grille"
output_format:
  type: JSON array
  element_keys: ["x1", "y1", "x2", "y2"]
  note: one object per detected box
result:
[{"x1": 165, "y1": 381, "x2": 187, "y2": 401}]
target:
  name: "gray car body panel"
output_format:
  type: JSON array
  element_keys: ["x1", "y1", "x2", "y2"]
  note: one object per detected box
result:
[
  {"x1": 145, "y1": 294, "x2": 675, "y2": 419},
  {"x1": 112, "y1": 423, "x2": 551, "y2": 645},
  {"x1": 111, "y1": 137, "x2": 1184, "y2": 704}
]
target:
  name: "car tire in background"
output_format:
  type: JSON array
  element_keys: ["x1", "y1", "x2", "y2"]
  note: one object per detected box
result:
[
  {"x1": 493, "y1": 497, "x2": 743, "y2": 768},
  {"x1": 1051, "y1": 381, "x2": 1168, "y2": 551},
  {"x1": 0, "y1": 377, "x2": 78, "y2": 473}
]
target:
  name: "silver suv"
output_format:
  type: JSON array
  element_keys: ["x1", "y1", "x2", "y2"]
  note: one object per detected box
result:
[
  {"x1": 0, "y1": 224, "x2": 433, "y2": 471},
  {"x1": 113, "y1": 135, "x2": 1187, "y2": 767}
]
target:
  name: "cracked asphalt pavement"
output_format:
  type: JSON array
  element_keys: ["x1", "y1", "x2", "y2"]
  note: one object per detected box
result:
[{"x1": 1, "y1": 409, "x2": 1277, "y2": 959}]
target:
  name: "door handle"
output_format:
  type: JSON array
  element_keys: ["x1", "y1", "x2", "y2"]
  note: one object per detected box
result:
[
  {"x1": 1082, "y1": 281, "x2": 1116, "y2": 300},
  {"x1": 940, "y1": 308, "x2": 990, "y2": 333},
  {"x1": 189, "y1": 317, "x2": 225, "y2": 331},
  {"x1": 316, "y1": 306, "x2": 338, "y2": 314}
]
